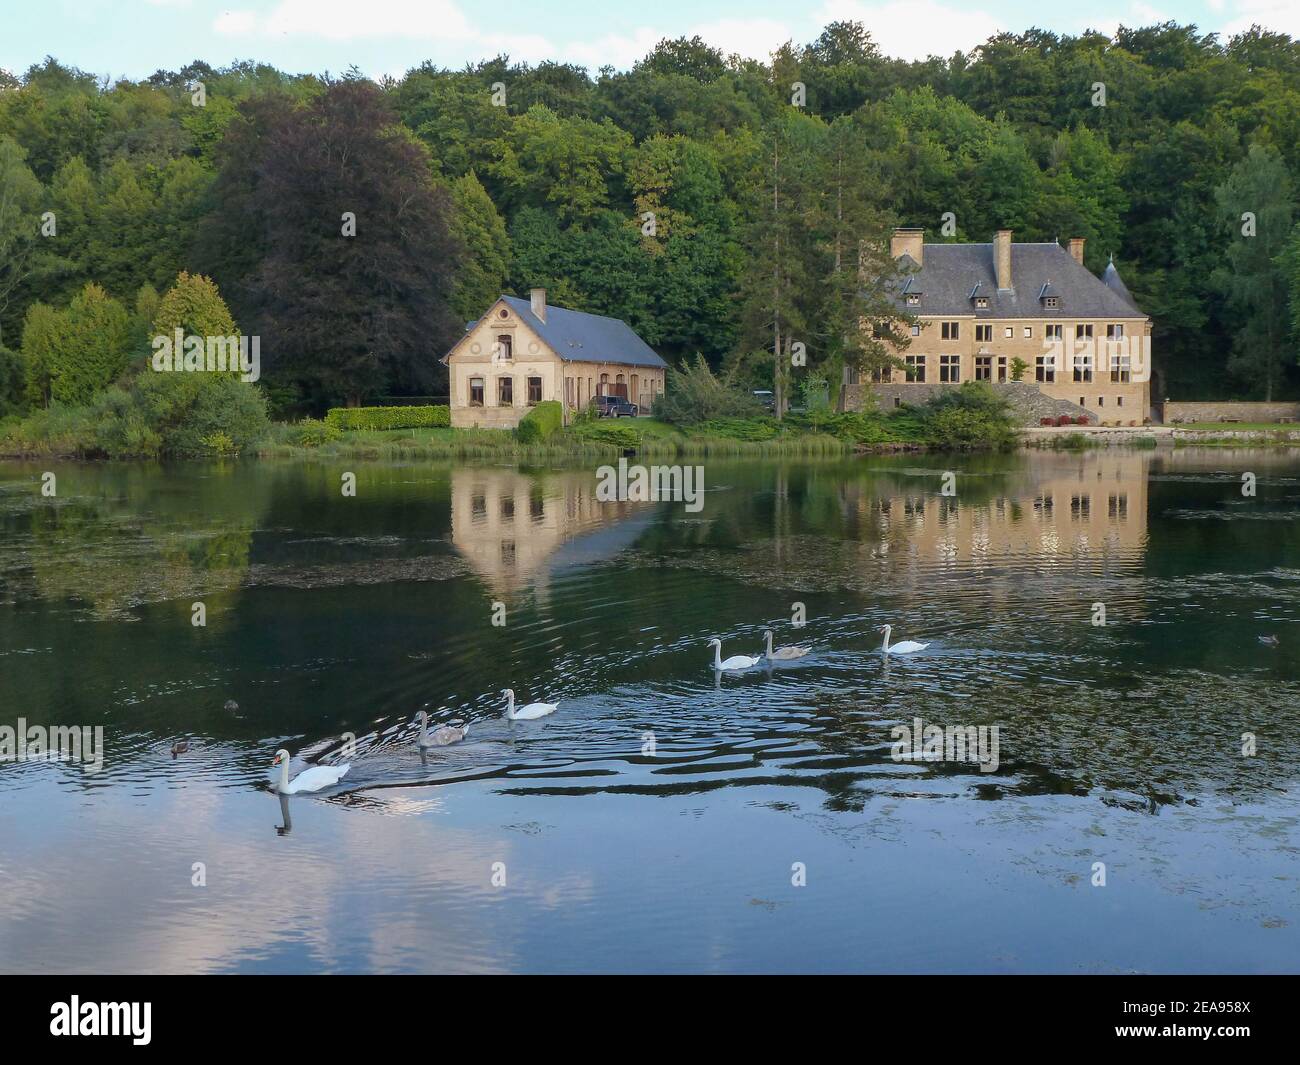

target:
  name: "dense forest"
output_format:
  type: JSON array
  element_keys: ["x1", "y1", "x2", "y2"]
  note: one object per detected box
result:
[{"x1": 2, "y1": 20, "x2": 1300, "y2": 419}]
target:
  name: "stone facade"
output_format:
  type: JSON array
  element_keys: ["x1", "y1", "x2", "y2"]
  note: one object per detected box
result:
[{"x1": 848, "y1": 229, "x2": 1154, "y2": 425}]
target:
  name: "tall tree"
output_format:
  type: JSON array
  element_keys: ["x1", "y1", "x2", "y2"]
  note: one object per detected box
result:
[
  {"x1": 217, "y1": 80, "x2": 463, "y2": 408},
  {"x1": 1213, "y1": 144, "x2": 1295, "y2": 399}
]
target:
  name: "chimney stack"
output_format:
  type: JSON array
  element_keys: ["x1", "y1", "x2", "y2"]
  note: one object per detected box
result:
[
  {"x1": 530, "y1": 287, "x2": 547, "y2": 323},
  {"x1": 890, "y1": 227, "x2": 924, "y2": 267},
  {"x1": 1068, "y1": 237, "x2": 1086, "y2": 266},
  {"x1": 994, "y1": 229, "x2": 1013, "y2": 290}
]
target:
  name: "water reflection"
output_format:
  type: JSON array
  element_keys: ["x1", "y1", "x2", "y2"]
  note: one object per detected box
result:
[{"x1": 1, "y1": 450, "x2": 1298, "y2": 973}]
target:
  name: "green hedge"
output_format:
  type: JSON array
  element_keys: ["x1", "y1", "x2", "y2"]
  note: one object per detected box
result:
[
  {"x1": 324, "y1": 404, "x2": 450, "y2": 431},
  {"x1": 515, "y1": 400, "x2": 563, "y2": 443}
]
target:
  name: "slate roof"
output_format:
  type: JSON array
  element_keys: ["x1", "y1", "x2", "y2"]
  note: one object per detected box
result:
[
  {"x1": 1101, "y1": 257, "x2": 1141, "y2": 313},
  {"x1": 449, "y1": 296, "x2": 667, "y2": 368},
  {"x1": 890, "y1": 243, "x2": 1146, "y2": 319}
]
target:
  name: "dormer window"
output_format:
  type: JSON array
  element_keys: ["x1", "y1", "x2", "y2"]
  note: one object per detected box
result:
[
  {"x1": 1044, "y1": 296, "x2": 1059, "y2": 309},
  {"x1": 975, "y1": 296, "x2": 989, "y2": 308},
  {"x1": 906, "y1": 293, "x2": 920, "y2": 306}
]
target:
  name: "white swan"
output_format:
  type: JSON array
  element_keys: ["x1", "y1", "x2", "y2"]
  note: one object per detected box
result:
[
  {"x1": 503, "y1": 688, "x2": 557, "y2": 721},
  {"x1": 272, "y1": 749, "x2": 350, "y2": 794},
  {"x1": 709, "y1": 637, "x2": 762, "y2": 671},
  {"x1": 763, "y1": 628, "x2": 810, "y2": 661},
  {"x1": 880, "y1": 624, "x2": 929, "y2": 655},
  {"x1": 415, "y1": 709, "x2": 469, "y2": 747}
]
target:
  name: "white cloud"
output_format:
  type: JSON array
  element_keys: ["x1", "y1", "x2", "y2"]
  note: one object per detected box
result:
[
  {"x1": 815, "y1": 0, "x2": 1001, "y2": 60},
  {"x1": 688, "y1": 18, "x2": 796, "y2": 62},
  {"x1": 1219, "y1": 1, "x2": 1300, "y2": 39},
  {"x1": 214, "y1": 0, "x2": 476, "y2": 42},
  {"x1": 563, "y1": 28, "x2": 669, "y2": 72}
]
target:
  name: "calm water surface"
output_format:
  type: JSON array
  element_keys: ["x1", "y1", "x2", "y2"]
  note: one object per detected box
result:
[{"x1": 1, "y1": 449, "x2": 1297, "y2": 973}]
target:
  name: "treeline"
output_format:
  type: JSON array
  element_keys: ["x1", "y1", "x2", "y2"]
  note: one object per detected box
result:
[{"x1": 2, "y1": 19, "x2": 1300, "y2": 420}]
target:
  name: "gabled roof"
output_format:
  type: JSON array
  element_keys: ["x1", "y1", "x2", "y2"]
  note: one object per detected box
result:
[
  {"x1": 889, "y1": 242, "x2": 1146, "y2": 319},
  {"x1": 449, "y1": 296, "x2": 667, "y2": 369}
]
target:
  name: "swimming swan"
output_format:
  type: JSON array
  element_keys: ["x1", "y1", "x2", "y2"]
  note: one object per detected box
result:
[
  {"x1": 503, "y1": 688, "x2": 557, "y2": 720},
  {"x1": 415, "y1": 709, "x2": 469, "y2": 746},
  {"x1": 271, "y1": 749, "x2": 350, "y2": 794},
  {"x1": 880, "y1": 624, "x2": 929, "y2": 655},
  {"x1": 709, "y1": 638, "x2": 762, "y2": 671},
  {"x1": 763, "y1": 628, "x2": 810, "y2": 661}
]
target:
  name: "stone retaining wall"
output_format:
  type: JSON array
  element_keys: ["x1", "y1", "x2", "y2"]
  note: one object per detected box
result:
[{"x1": 1164, "y1": 401, "x2": 1300, "y2": 424}]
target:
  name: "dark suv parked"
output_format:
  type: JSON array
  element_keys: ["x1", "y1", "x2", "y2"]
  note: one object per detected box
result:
[{"x1": 593, "y1": 394, "x2": 639, "y2": 418}]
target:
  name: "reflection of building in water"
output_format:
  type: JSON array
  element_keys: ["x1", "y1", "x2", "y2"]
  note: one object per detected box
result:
[
  {"x1": 450, "y1": 468, "x2": 649, "y2": 596},
  {"x1": 868, "y1": 452, "x2": 1150, "y2": 565}
]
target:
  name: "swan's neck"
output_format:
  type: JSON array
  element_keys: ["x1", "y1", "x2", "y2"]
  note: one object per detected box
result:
[
  {"x1": 765, "y1": 631, "x2": 774, "y2": 655},
  {"x1": 505, "y1": 692, "x2": 515, "y2": 719},
  {"x1": 418, "y1": 716, "x2": 428, "y2": 743},
  {"x1": 279, "y1": 759, "x2": 290, "y2": 791},
  {"x1": 881, "y1": 626, "x2": 891, "y2": 651},
  {"x1": 712, "y1": 643, "x2": 723, "y2": 668}
]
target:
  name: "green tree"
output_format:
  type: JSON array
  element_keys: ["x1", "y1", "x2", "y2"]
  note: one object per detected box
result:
[
  {"x1": 49, "y1": 282, "x2": 132, "y2": 404},
  {"x1": 1213, "y1": 144, "x2": 1295, "y2": 399},
  {"x1": 448, "y1": 171, "x2": 510, "y2": 319}
]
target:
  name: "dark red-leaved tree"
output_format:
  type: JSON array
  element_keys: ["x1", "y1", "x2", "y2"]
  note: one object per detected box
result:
[{"x1": 203, "y1": 78, "x2": 462, "y2": 410}]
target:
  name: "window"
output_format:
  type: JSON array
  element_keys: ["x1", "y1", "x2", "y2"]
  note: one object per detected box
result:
[
  {"x1": 1109, "y1": 493, "x2": 1128, "y2": 518},
  {"x1": 495, "y1": 334, "x2": 513, "y2": 361},
  {"x1": 527, "y1": 376, "x2": 542, "y2": 404},
  {"x1": 469, "y1": 376, "x2": 484, "y2": 406},
  {"x1": 1106, "y1": 324, "x2": 1124, "y2": 340},
  {"x1": 501, "y1": 497, "x2": 515, "y2": 520},
  {"x1": 1111, "y1": 354, "x2": 1131, "y2": 383},
  {"x1": 498, "y1": 376, "x2": 513, "y2": 405},
  {"x1": 1075, "y1": 324, "x2": 1093, "y2": 340},
  {"x1": 941, "y1": 321, "x2": 960, "y2": 340},
  {"x1": 1004, "y1": 326, "x2": 1014, "y2": 338},
  {"x1": 940, "y1": 354, "x2": 960, "y2": 382},
  {"x1": 1097, "y1": 397, "x2": 1104, "y2": 407},
  {"x1": 997, "y1": 357, "x2": 1008, "y2": 382},
  {"x1": 1046, "y1": 324, "x2": 1063, "y2": 341},
  {"x1": 976, "y1": 355, "x2": 992, "y2": 381},
  {"x1": 906, "y1": 293, "x2": 920, "y2": 306},
  {"x1": 1023, "y1": 327, "x2": 1032, "y2": 338},
  {"x1": 905, "y1": 354, "x2": 926, "y2": 382},
  {"x1": 975, "y1": 296, "x2": 989, "y2": 308},
  {"x1": 1073, "y1": 354, "x2": 1093, "y2": 383},
  {"x1": 471, "y1": 493, "x2": 486, "y2": 519},
  {"x1": 910, "y1": 324, "x2": 921, "y2": 336},
  {"x1": 1117, "y1": 396, "x2": 1124, "y2": 408},
  {"x1": 1035, "y1": 355, "x2": 1056, "y2": 383},
  {"x1": 1071, "y1": 495, "x2": 1091, "y2": 520},
  {"x1": 1044, "y1": 296, "x2": 1060, "y2": 308},
  {"x1": 975, "y1": 324, "x2": 992, "y2": 343}
]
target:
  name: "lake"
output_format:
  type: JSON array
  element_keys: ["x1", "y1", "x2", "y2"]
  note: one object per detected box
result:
[{"x1": 1, "y1": 448, "x2": 1297, "y2": 973}]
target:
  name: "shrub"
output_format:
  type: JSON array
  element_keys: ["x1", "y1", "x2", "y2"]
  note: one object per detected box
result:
[
  {"x1": 515, "y1": 400, "x2": 563, "y2": 443},
  {"x1": 291, "y1": 418, "x2": 342, "y2": 447},
  {"x1": 566, "y1": 420, "x2": 641, "y2": 448},
  {"x1": 654, "y1": 354, "x2": 763, "y2": 425},
  {"x1": 916, "y1": 382, "x2": 1018, "y2": 450},
  {"x1": 323, "y1": 404, "x2": 450, "y2": 431},
  {"x1": 693, "y1": 416, "x2": 781, "y2": 441},
  {"x1": 92, "y1": 373, "x2": 271, "y2": 458}
]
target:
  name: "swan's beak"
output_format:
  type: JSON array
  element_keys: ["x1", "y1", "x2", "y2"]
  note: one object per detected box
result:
[{"x1": 271, "y1": 754, "x2": 282, "y2": 766}]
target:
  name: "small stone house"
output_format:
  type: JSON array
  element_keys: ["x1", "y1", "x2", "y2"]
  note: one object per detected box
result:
[{"x1": 442, "y1": 289, "x2": 668, "y2": 429}]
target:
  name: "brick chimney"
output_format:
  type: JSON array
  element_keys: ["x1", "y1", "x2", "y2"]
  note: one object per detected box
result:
[
  {"x1": 890, "y1": 227, "x2": 924, "y2": 266},
  {"x1": 1068, "y1": 237, "x2": 1086, "y2": 266},
  {"x1": 530, "y1": 287, "x2": 547, "y2": 323},
  {"x1": 994, "y1": 229, "x2": 1013, "y2": 290}
]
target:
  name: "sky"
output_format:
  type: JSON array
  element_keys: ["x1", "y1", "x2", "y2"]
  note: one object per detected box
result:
[{"x1": 2, "y1": 0, "x2": 1297, "y2": 82}]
